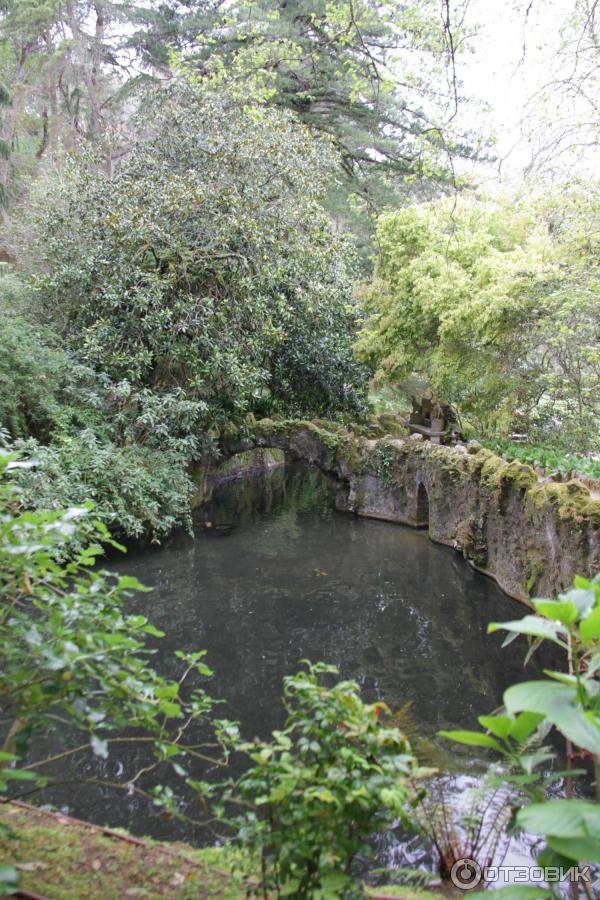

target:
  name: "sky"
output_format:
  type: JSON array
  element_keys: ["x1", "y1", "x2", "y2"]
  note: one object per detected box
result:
[{"x1": 455, "y1": 0, "x2": 600, "y2": 183}]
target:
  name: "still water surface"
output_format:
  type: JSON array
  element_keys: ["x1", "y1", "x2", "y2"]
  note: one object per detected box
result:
[{"x1": 42, "y1": 462, "x2": 549, "y2": 878}]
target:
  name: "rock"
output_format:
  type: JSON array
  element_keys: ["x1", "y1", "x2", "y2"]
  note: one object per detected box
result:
[{"x1": 193, "y1": 419, "x2": 600, "y2": 604}]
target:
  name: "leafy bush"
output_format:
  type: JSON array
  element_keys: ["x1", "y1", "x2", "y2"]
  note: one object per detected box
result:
[
  {"x1": 481, "y1": 439, "x2": 600, "y2": 484},
  {"x1": 4, "y1": 85, "x2": 372, "y2": 539},
  {"x1": 2, "y1": 82, "x2": 373, "y2": 540},
  {"x1": 11, "y1": 434, "x2": 194, "y2": 541},
  {"x1": 441, "y1": 574, "x2": 600, "y2": 890},
  {"x1": 0, "y1": 316, "x2": 72, "y2": 441},
  {"x1": 0, "y1": 449, "x2": 235, "y2": 814},
  {"x1": 234, "y1": 662, "x2": 423, "y2": 898},
  {"x1": 0, "y1": 271, "x2": 30, "y2": 315},
  {"x1": 358, "y1": 190, "x2": 600, "y2": 452},
  {"x1": 26, "y1": 82, "x2": 369, "y2": 427},
  {"x1": 0, "y1": 310, "x2": 205, "y2": 538},
  {"x1": 357, "y1": 196, "x2": 545, "y2": 435}
]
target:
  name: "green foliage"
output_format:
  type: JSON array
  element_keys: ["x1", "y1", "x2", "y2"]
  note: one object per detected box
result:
[
  {"x1": 518, "y1": 799, "x2": 600, "y2": 863},
  {"x1": 488, "y1": 576, "x2": 600, "y2": 757},
  {"x1": 369, "y1": 441, "x2": 399, "y2": 489},
  {"x1": 0, "y1": 0, "x2": 169, "y2": 174},
  {"x1": 441, "y1": 573, "x2": 600, "y2": 878},
  {"x1": 26, "y1": 82, "x2": 369, "y2": 425},
  {"x1": 0, "y1": 72, "x2": 10, "y2": 205},
  {"x1": 0, "y1": 0, "x2": 474, "y2": 247},
  {"x1": 233, "y1": 662, "x2": 422, "y2": 898},
  {"x1": 0, "y1": 316, "x2": 69, "y2": 441},
  {"x1": 11, "y1": 434, "x2": 194, "y2": 541},
  {"x1": 0, "y1": 300, "x2": 201, "y2": 539},
  {"x1": 178, "y1": 0, "x2": 472, "y2": 236},
  {"x1": 358, "y1": 189, "x2": 600, "y2": 452},
  {"x1": 0, "y1": 272, "x2": 29, "y2": 313},
  {"x1": 357, "y1": 195, "x2": 546, "y2": 433},
  {"x1": 3, "y1": 83, "x2": 369, "y2": 539},
  {"x1": 123, "y1": 0, "x2": 217, "y2": 70},
  {"x1": 0, "y1": 449, "x2": 234, "y2": 810},
  {"x1": 0, "y1": 865, "x2": 18, "y2": 897},
  {"x1": 481, "y1": 440, "x2": 600, "y2": 484}
]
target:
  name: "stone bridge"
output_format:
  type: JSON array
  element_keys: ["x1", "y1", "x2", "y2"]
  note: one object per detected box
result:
[{"x1": 192, "y1": 418, "x2": 600, "y2": 604}]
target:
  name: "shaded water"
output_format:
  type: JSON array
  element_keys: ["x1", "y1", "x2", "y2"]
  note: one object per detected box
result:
[{"x1": 39, "y1": 462, "x2": 550, "y2": 879}]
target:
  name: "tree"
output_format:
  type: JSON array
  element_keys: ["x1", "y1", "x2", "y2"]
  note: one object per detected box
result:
[
  {"x1": 518, "y1": 0, "x2": 600, "y2": 177},
  {"x1": 532, "y1": 184, "x2": 600, "y2": 449},
  {"x1": 123, "y1": 0, "x2": 219, "y2": 71},
  {"x1": 357, "y1": 189, "x2": 600, "y2": 450},
  {"x1": 0, "y1": 75, "x2": 10, "y2": 207},
  {"x1": 24, "y1": 81, "x2": 369, "y2": 427},
  {"x1": 179, "y1": 0, "x2": 477, "y2": 243},
  {"x1": 0, "y1": 1, "x2": 477, "y2": 255},
  {"x1": 0, "y1": 0, "x2": 170, "y2": 208}
]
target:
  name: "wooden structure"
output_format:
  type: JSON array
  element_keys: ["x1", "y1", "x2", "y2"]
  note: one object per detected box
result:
[{"x1": 406, "y1": 396, "x2": 460, "y2": 445}]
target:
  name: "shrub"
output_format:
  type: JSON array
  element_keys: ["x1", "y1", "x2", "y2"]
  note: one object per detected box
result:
[
  {"x1": 0, "y1": 317, "x2": 70, "y2": 441},
  {"x1": 481, "y1": 439, "x2": 600, "y2": 484},
  {"x1": 0, "y1": 449, "x2": 233, "y2": 816},
  {"x1": 440, "y1": 574, "x2": 600, "y2": 889},
  {"x1": 358, "y1": 190, "x2": 600, "y2": 452},
  {"x1": 26, "y1": 82, "x2": 369, "y2": 427},
  {"x1": 11, "y1": 433, "x2": 194, "y2": 541},
  {"x1": 0, "y1": 313, "x2": 203, "y2": 539},
  {"x1": 234, "y1": 662, "x2": 423, "y2": 898}
]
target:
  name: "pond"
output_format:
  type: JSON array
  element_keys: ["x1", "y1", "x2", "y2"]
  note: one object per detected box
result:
[{"x1": 39, "y1": 461, "x2": 549, "y2": 881}]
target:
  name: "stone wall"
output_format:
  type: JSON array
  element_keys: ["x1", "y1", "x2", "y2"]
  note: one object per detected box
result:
[{"x1": 194, "y1": 419, "x2": 600, "y2": 603}]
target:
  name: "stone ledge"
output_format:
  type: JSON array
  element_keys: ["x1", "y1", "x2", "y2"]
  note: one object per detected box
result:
[{"x1": 193, "y1": 419, "x2": 600, "y2": 603}]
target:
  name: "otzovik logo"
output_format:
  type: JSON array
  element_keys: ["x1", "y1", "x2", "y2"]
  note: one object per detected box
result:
[
  {"x1": 450, "y1": 858, "x2": 593, "y2": 891},
  {"x1": 450, "y1": 858, "x2": 482, "y2": 890}
]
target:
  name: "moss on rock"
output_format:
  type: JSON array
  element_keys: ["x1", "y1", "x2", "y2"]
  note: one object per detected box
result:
[
  {"x1": 530, "y1": 480, "x2": 600, "y2": 529},
  {"x1": 200, "y1": 417, "x2": 599, "y2": 601}
]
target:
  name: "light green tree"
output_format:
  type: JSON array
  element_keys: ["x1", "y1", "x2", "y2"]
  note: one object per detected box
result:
[{"x1": 358, "y1": 188, "x2": 600, "y2": 450}]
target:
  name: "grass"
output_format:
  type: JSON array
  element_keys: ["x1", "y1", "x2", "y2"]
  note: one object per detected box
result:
[
  {"x1": 0, "y1": 802, "x2": 242, "y2": 899},
  {"x1": 0, "y1": 801, "x2": 449, "y2": 899}
]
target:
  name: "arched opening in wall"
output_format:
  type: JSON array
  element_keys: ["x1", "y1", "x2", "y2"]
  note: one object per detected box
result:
[
  {"x1": 416, "y1": 482, "x2": 429, "y2": 528},
  {"x1": 197, "y1": 450, "x2": 343, "y2": 528},
  {"x1": 217, "y1": 447, "x2": 285, "y2": 481}
]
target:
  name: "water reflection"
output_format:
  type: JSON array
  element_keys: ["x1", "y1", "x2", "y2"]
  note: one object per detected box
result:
[{"x1": 36, "y1": 462, "x2": 550, "y2": 877}]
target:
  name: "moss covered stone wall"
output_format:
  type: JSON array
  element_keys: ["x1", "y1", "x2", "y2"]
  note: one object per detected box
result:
[{"x1": 196, "y1": 420, "x2": 600, "y2": 603}]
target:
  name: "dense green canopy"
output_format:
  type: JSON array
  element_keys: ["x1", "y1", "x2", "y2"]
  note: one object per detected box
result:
[
  {"x1": 182, "y1": 1, "x2": 466, "y2": 192},
  {"x1": 0, "y1": 0, "x2": 472, "y2": 248},
  {"x1": 358, "y1": 189, "x2": 600, "y2": 450},
  {"x1": 27, "y1": 83, "x2": 369, "y2": 426}
]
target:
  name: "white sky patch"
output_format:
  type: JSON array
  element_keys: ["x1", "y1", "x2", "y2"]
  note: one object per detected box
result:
[{"x1": 455, "y1": 0, "x2": 600, "y2": 183}]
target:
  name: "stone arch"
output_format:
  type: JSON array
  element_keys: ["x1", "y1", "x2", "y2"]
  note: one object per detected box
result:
[{"x1": 416, "y1": 481, "x2": 429, "y2": 528}]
